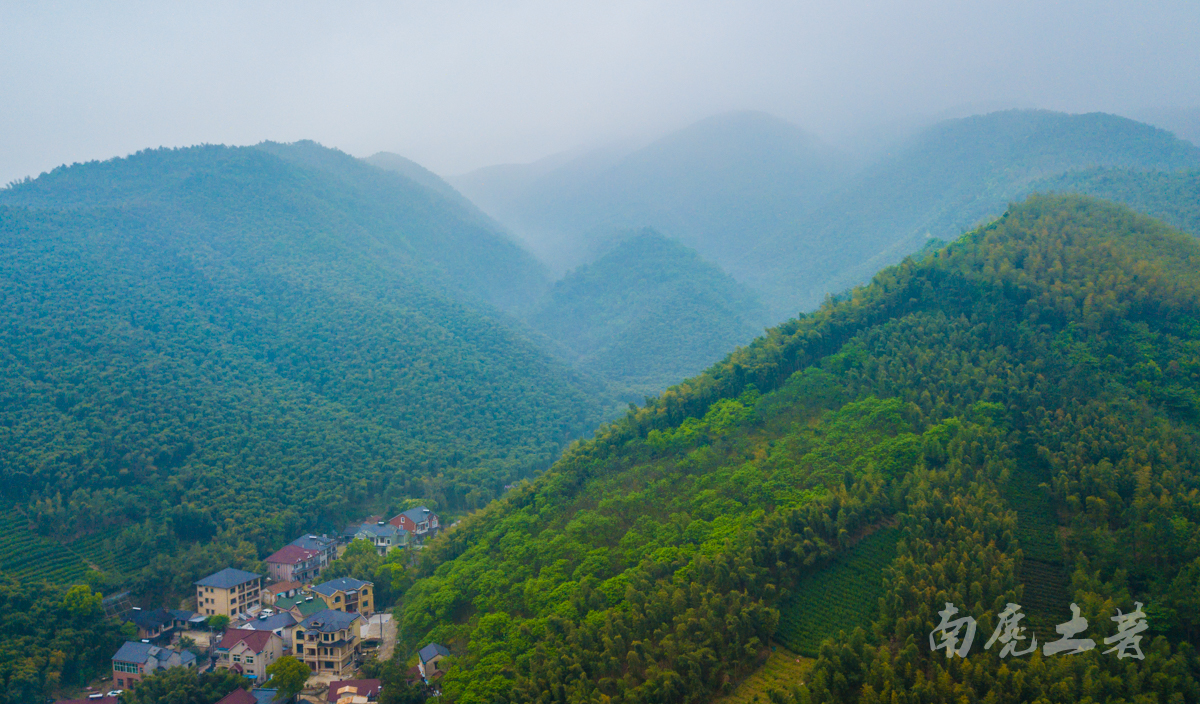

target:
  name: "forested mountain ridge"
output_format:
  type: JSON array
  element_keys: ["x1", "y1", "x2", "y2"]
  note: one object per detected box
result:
[
  {"x1": 396, "y1": 195, "x2": 1200, "y2": 703},
  {"x1": 0, "y1": 143, "x2": 606, "y2": 597},
  {"x1": 525, "y1": 230, "x2": 769, "y2": 399},
  {"x1": 3, "y1": 141, "x2": 551, "y2": 312},
  {"x1": 742, "y1": 109, "x2": 1200, "y2": 315},
  {"x1": 451, "y1": 111, "x2": 850, "y2": 275},
  {"x1": 1033, "y1": 166, "x2": 1200, "y2": 237}
]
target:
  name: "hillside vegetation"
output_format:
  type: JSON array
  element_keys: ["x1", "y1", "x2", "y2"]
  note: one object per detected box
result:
[
  {"x1": 525, "y1": 230, "x2": 769, "y2": 398},
  {"x1": 396, "y1": 195, "x2": 1200, "y2": 703},
  {"x1": 743, "y1": 110, "x2": 1200, "y2": 315},
  {"x1": 452, "y1": 111, "x2": 849, "y2": 275},
  {"x1": 1034, "y1": 167, "x2": 1200, "y2": 236},
  {"x1": 0, "y1": 143, "x2": 604, "y2": 597}
]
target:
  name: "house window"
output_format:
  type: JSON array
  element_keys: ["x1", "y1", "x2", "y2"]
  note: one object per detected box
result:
[
  {"x1": 233, "y1": 655, "x2": 241, "y2": 662},
  {"x1": 245, "y1": 657, "x2": 254, "y2": 664},
  {"x1": 334, "y1": 596, "x2": 341, "y2": 603},
  {"x1": 117, "y1": 679, "x2": 124, "y2": 688},
  {"x1": 222, "y1": 654, "x2": 229, "y2": 660}
]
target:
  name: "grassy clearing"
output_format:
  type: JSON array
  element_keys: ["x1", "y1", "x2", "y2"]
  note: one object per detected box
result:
[{"x1": 714, "y1": 646, "x2": 813, "y2": 704}]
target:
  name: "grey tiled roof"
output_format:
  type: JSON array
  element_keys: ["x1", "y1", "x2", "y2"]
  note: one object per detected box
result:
[
  {"x1": 297, "y1": 609, "x2": 361, "y2": 633},
  {"x1": 418, "y1": 642, "x2": 451, "y2": 662},
  {"x1": 112, "y1": 641, "x2": 197, "y2": 666},
  {"x1": 241, "y1": 612, "x2": 297, "y2": 632},
  {"x1": 311, "y1": 577, "x2": 369, "y2": 596},
  {"x1": 401, "y1": 506, "x2": 434, "y2": 523},
  {"x1": 195, "y1": 567, "x2": 260, "y2": 589},
  {"x1": 290, "y1": 535, "x2": 335, "y2": 552}
]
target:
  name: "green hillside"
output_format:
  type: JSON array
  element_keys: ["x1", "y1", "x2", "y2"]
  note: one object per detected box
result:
[
  {"x1": 452, "y1": 111, "x2": 850, "y2": 275},
  {"x1": 744, "y1": 109, "x2": 1200, "y2": 315},
  {"x1": 1033, "y1": 167, "x2": 1200, "y2": 236},
  {"x1": 0, "y1": 143, "x2": 605, "y2": 595},
  {"x1": 394, "y1": 195, "x2": 1200, "y2": 703},
  {"x1": 525, "y1": 230, "x2": 769, "y2": 398},
  {"x1": 5, "y1": 140, "x2": 550, "y2": 312}
]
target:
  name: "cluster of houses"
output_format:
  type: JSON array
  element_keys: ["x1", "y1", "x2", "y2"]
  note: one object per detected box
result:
[{"x1": 67, "y1": 508, "x2": 449, "y2": 703}]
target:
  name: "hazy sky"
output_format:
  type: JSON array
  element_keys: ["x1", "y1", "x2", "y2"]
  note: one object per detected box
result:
[{"x1": 2, "y1": 0, "x2": 1198, "y2": 185}]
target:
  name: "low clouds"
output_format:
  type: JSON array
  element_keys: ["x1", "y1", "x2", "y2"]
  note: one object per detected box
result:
[{"x1": 1, "y1": 0, "x2": 1198, "y2": 184}]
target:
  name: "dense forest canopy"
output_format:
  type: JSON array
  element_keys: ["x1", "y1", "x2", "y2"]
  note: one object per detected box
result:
[
  {"x1": 398, "y1": 195, "x2": 1200, "y2": 703},
  {"x1": 525, "y1": 230, "x2": 769, "y2": 399},
  {"x1": 0, "y1": 143, "x2": 609, "y2": 600}
]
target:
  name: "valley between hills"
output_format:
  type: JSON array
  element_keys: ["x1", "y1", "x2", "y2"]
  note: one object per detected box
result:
[{"x1": 4, "y1": 109, "x2": 1200, "y2": 704}]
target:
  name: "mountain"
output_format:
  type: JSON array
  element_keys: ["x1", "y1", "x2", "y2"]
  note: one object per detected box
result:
[
  {"x1": 394, "y1": 194, "x2": 1200, "y2": 703},
  {"x1": 742, "y1": 109, "x2": 1200, "y2": 315},
  {"x1": 525, "y1": 230, "x2": 768, "y2": 399},
  {"x1": 451, "y1": 111, "x2": 850, "y2": 275},
  {"x1": 363, "y1": 151, "x2": 507, "y2": 229},
  {"x1": 1033, "y1": 167, "x2": 1200, "y2": 236},
  {"x1": 0, "y1": 142, "x2": 606, "y2": 596}
]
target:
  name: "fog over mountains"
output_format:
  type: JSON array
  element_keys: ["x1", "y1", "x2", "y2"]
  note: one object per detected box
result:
[{"x1": 452, "y1": 108, "x2": 1200, "y2": 318}]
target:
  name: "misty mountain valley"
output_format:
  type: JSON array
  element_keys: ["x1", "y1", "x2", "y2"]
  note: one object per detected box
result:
[{"x1": 4, "y1": 6, "x2": 1200, "y2": 704}]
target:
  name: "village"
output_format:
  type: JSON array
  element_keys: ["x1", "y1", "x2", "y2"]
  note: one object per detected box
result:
[{"x1": 58, "y1": 507, "x2": 451, "y2": 704}]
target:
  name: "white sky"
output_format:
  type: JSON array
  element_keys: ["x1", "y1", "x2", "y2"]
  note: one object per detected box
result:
[{"x1": 2, "y1": 0, "x2": 1198, "y2": 184}]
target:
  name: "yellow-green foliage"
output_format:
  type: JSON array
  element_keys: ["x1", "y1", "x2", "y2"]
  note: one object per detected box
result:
[
  {"x1": 715, "y1": 647, "x2": 813, "y2": 704},
  {"x1": 406, "y1": 195, "x2": 1200, "y2": 703}
]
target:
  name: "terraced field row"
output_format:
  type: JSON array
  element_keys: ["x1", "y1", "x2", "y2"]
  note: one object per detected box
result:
[
  {"x1": 67, "y1": 531, "x2": 141, "y2": 575},
  {"x1": 1019, "y1": 558, "x2": 1072, "y2": 642},
  {"x1": 1004, "y1": 467, "x2": 1062, "y2": 564},
  {"x1": 0, "y1": 511, "x2": 92, "y2": 585},
  {"x1": 775, "y1": 527, "x2": 901, "y2": 657}
]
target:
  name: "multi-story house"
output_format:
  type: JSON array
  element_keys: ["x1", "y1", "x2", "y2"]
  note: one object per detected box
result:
[
  {"x1": 111, "y1": 641, "x2": 197, "y2": 689},
  {"x1": 388, "y1": 507, "x2": 439, "y2": 541},
  {"x1": 311, "y1": 577, "x2": 373, "y2": 616},
  {"x1": 417, "y1": 643, "x2": 450, "y2": 680},
  {"x1": 326, "y1": 679, "x2": 381, "y2": 703},
  {"x1": 353, "y1": 522, "x2": 409, "y2": 555},
  {"x1": 290, "y1": 534, "x2": 337, "y2": 569},
  {"x1": 215, "y1": 628, "x2": 283, "y2": 681},
  {"x1": 262, "y1": 580, "x2": 303, "y2": 606},
  {"x1": 234, "y1": 611, "x2": 299, "y2": 648},
  {"x1": 291, "y1": 609, "x2": 362, "y2": 677},
  {"x1": 264, "y1": 545, "x2": 323, "y2": 584},
  {"x1": 196, "y1": 568, "x2": 262, "y2": 618},
  {"x1": 124, "y1": 607, "x2": 202, "y2": 642}
]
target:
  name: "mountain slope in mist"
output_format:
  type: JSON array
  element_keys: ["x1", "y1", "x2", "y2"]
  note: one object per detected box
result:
[
  {"x1": 742, "y1": 109, "x2": 1200, "y2": 315},
  {"x1": 525, "y1": 230, "x2": 768, "y2": 398},
  {"x1": 0, "y1": 142, "x2": 603, "y2": 592},
  {"x1": 1032, "y1": 166, "x2": 1200, "y2": 237},
  {"x1": 399, "y1": 195, "x2": 1200, "y2": 703},
  {"x1": 452, "y1": 111, "x2": 850, "y2": 275}
]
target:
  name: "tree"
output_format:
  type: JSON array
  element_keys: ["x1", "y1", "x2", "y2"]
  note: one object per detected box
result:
[
  {"x1": 120, "y1": 667, "x2": 245, "y2": 704},
  {"x1": 264, "y1": 655, "x2": 310, "y2": 700},
  {"x1": 206, "y1": 614, "x2": 230, "y2": 632}
]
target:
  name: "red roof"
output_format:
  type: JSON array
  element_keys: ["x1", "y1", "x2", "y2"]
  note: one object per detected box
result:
[
  {"x1": 265, "y1": 580, "x2": 302, "y2": 594},
  {"x1": 218, "y1": 628, "x2": 276, "y2": 653},
  {"x1": 327, "y1": 679, "x2": 382, "y2": 701},
  {"x1": 216, "y1": 689, "x2": 257, "y2": 704},
  {"x1": 265, "y1": 544, "x2": 320, "y2": 565}
]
